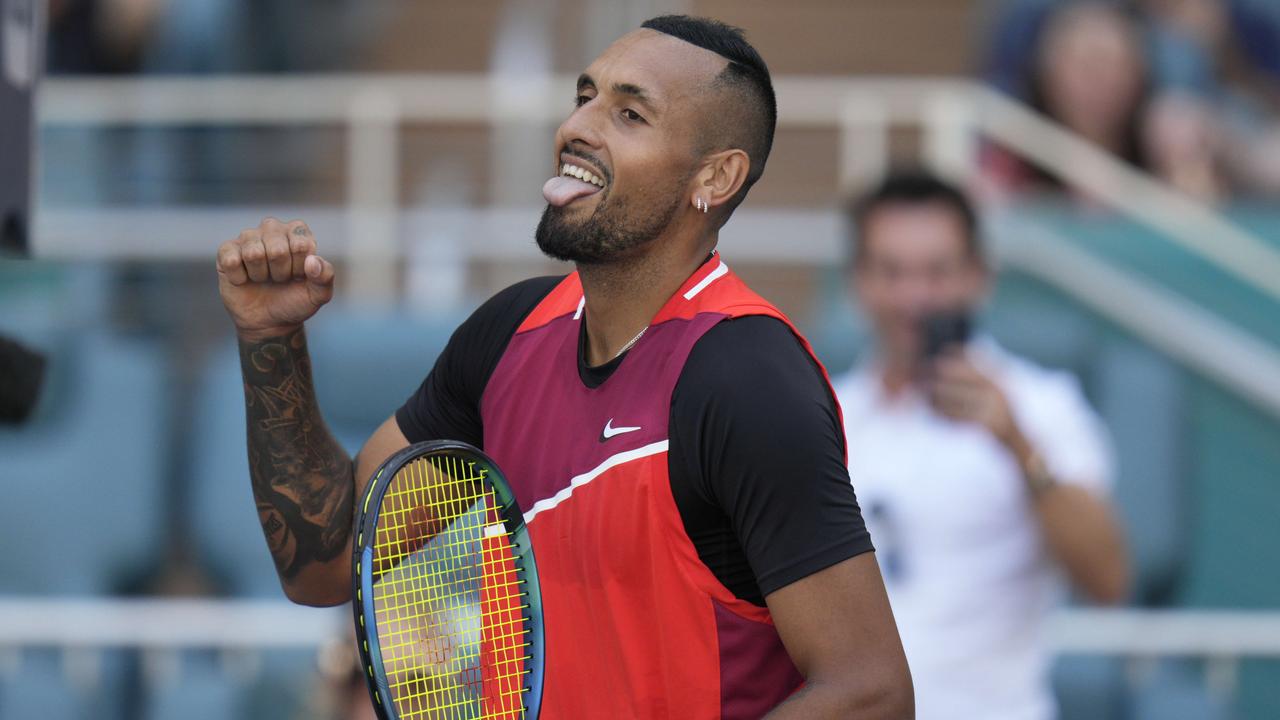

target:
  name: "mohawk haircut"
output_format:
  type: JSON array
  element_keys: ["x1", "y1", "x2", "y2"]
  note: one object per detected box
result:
[{"x1": 641, "y1": 15, "x2": 778, "y2": 212}]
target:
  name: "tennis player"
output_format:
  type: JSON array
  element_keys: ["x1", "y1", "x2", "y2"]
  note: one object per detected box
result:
[{"x1": 217, "y1": 15, "x2": 912, "y2": 718}]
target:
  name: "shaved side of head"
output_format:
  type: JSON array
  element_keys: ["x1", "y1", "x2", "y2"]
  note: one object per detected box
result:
[{"x1": 640, "y1": 15, "x2": 777, "y2": 214}]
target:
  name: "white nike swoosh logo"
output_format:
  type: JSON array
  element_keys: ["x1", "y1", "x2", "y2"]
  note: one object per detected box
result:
[{"x1": 600, "y1": 418, "x2": 642, "y2": 441}]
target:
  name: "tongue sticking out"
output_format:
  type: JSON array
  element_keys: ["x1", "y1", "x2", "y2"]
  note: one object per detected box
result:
[{"x1": 543, "y1": 176, "x2": 602, "y2": 207}]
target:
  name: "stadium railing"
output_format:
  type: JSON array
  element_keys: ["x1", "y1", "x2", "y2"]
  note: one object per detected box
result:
[{"x1": 36, "y1": 74, "x2": 1280, "y2": 298}]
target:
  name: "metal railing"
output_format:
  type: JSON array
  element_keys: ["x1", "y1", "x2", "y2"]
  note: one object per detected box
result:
[
  {"x1": 992, "y1": 214, "x2": 1280, "y2": 417},
  {"x1": 36, "y1": 73, "x2": 1280, "y2": 303}
]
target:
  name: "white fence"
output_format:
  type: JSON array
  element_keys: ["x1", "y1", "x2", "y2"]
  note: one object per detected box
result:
[{"x1": 37, "y1": 74, "x2": 1280, "y2": 301}]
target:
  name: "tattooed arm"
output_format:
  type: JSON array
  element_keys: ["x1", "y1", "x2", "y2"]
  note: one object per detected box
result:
[
  {"x1": 218, "y1": 218, "x2": 407, "y2": 605},
  {"x1": 240, "y1": 328, "x2": 353, "y2": 603}
]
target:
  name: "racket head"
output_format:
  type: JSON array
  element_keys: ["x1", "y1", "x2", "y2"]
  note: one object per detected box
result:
[{"x1": 351, "y1": 440, "x2": 544, "y2": 720}]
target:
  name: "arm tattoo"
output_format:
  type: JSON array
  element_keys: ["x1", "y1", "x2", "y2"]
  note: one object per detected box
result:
[{"x1": 239, "y1": 328, "x2": 353, "y2": 581}]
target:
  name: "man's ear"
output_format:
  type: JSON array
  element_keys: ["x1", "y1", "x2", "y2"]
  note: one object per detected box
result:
[{"x1": 693, "y1": 149, "x2": 751, "y2": 211}]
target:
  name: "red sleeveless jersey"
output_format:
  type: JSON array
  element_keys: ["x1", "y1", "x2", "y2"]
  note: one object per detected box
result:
[{"x1": 479, "y1": 255, "x2": 840, "y2": 718}]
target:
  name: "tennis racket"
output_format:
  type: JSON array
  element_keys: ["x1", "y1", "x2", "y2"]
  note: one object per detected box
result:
[{"x1": 352, "y1": 440, "x2": 544, "y2": 719}]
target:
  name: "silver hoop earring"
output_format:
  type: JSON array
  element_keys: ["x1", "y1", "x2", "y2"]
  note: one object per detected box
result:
[{"x1": 695, "y1": 197, "x2": 708, "y2": 214}]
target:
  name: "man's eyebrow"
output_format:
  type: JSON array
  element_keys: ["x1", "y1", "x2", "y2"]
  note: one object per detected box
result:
[
  {"x1": 614, "y1": 82, "x2": 662, "y2": 115},
  {"x1": 576, "y1": 73, "x2": 661, "y2": 113}
]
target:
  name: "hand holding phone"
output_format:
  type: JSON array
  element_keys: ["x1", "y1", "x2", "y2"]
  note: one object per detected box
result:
[{"x1": 921, "y1": 311, "x2": 972, "y2": 362}]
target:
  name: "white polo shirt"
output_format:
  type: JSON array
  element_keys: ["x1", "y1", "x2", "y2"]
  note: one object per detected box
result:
[{"x1": 832, "y1": 339, "x2": 1113, "y2": 720}]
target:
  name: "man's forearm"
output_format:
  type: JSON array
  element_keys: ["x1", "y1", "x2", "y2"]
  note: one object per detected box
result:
[
  {"x1": 1030, "y1": 484, "x2": 1129, "y2": 603},
  {"x1": 1007, "y1": 434, "x2": 1129, "y2": 604},
  {"x1": 239, "y1": 327, "x2": 354, "y2": 599}
]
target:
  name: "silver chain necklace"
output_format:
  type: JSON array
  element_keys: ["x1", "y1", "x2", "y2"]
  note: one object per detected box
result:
[{"x1": 612, "y1": 326, "x2": 648, "y2": 361}]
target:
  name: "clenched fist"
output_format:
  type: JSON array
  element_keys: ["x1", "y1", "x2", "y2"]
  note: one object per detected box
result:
[{"x1": 216, "y1": 218, "x2": 336, "y2": 340}]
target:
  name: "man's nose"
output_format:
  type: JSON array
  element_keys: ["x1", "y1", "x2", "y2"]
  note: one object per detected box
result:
[
  {"x1": 893, "y1": 274, "x2": 936, "y2": 316},
  {"x1": 556, "y1": 102, "x2": 605, "y2": 151}
]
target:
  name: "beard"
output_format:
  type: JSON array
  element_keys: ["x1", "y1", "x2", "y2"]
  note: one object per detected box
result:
[{"x1": 535, "y1": 187, "x2": 682, "y2": 266}]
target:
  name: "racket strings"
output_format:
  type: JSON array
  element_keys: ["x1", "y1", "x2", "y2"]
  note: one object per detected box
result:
[{"x1": 370, "y1": 454, "x2": 531, "y2": 719}]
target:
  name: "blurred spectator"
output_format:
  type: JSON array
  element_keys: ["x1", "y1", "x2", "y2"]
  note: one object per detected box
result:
[
  {"x1": 981, "y1": 1, "x2": 1169, "y2": 200},
  {"x1": 46, "y1": 0, "x2": 162, "y2": 74},
  {"x1": 1141, "y1": 0, "x2": 1280, "y2": 198},
  {"x1": 832, "y1": 171, "x2": 1129, "y2": 720},
  {"x1": 983, "y1": 0, "x2": 1280, "y2": 202},
  {"x1": 43, "y1": 0, "x2": 167, "y2": 205},
  {"x1": 43, "y1": 0, "x2": 383, "y2": 206}
]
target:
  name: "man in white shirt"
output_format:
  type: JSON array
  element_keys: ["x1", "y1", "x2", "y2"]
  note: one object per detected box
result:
[{"x1": 832, "y1": 171, "x2": 1129, "y2": 720}]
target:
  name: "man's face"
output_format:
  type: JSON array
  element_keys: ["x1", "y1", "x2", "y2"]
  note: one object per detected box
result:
[
  {"x1": 536, "y1": 30, "x2": 721, "y2": 264},
  {"x1": 853, "y1": 202, "x2": 986, "y2": 365}
]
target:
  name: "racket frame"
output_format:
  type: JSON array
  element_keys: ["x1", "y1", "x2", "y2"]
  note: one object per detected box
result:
[{"x1": 350, "y1": 440, "x2": 545, "y2": 720}]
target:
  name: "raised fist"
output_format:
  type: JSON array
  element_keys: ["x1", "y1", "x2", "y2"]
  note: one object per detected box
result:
[{"x1": 216, "y1": 218, "x2": 336, "y2": 340}]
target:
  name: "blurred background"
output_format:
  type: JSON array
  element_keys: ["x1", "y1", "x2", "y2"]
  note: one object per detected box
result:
[{"x1": 3, "y1": 0, "x2": 1280, "y2": 718}]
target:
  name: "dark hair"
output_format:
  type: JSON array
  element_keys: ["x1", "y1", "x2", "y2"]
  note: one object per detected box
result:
[
  {"x1": 850, "y1": 170, "x2": 982, "y2": 264},
  {"x1": 641, "y1": 15, "x2": 777, "y2": 209},
  {"x1": 1023, "y1": 1, "x2": 1152, "y2": 186}
]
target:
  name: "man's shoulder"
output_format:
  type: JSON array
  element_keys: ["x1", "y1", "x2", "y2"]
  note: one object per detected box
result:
[
  {"x1": 688, "y1": 315, "x2": 817, "y2": 379},
  {"x1": 677, "y1": 314, "x2": 834, "y2": 408},
  {"x1": 982, "y1": 341, "x2": 1090, "y2": 412},
  {"x1": 696, "y1": 312, "x2": 796, "y2": 345}
]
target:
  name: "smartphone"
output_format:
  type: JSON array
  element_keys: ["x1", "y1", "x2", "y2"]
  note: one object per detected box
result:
[{"x1": 921, "y1": 311, "x2": 972, "y2": 361}]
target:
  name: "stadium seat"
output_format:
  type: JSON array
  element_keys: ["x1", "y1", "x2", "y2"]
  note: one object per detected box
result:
[
  {"x1": 307, "y1": 307, "x2": 462, "y2": 456},
  {"x1": 1131, "y1": 659, "x2": 1229, "y2": 720},
  {"x1": 141, "y1": 650, "x2": 239, "y2": 720},
  {"x1": 0, "y1": 328, "x2": 168, "y2": 594},
  {"x1": 0, "y1": 650, "x2": 91, "y2": 720},
  {"x1": 135, "y1": 636, "x2": 323, "y2": 720},
  {"x1": 1052, "y1": 655, "x2": 1129, "y2": 720},
  {"x1": 1094, "y1": 341, "x2": 1189, "y2": 603},
  {"x1": 0, "y1": 320, "x2": 168, "y2": 720},
  {"x1": 0, "y1": 261, "x2": 113, "y2": 337}
]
